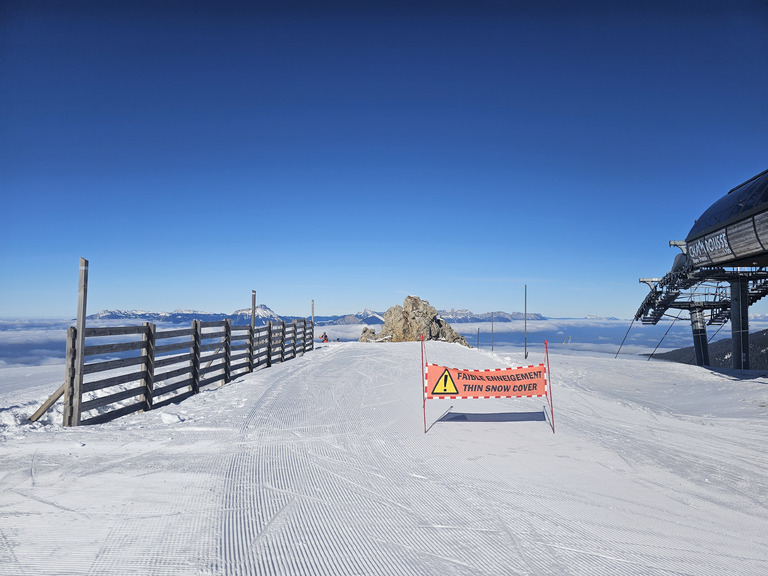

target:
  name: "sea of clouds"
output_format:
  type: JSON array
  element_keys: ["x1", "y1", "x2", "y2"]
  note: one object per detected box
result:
[{"x1": 6, "y1": 316, "x2": 768, "y2": 367}]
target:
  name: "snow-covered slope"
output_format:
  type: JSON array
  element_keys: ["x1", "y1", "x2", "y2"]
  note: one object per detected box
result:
[{"x1": 0, "y1": 343, "x2": 767, "y2": 574}]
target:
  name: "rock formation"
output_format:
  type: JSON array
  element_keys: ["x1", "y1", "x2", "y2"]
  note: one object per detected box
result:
[{"x1": 359, "y1": 296, "x2": 470, "y2": 347}]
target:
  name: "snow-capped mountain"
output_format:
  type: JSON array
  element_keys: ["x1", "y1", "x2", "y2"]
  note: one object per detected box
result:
[
  {"x1": 359, "y1": 309, "x2": 385, "y2": 323},
  {"x1": 87, "y1": 306, "x2": 553, "y2": 328},
  {"x1": 87, "y1": 305, "x2": 292, "y2": 326},
  {"x1": 229, "y1": 306, "x2": 283, "y2": 325},
  {"x1": 438, "y1": 309, "x2": 545, "y2": 323},
  {"x1": 314, "y1": 310, "x2": 386, "y2": 326}
]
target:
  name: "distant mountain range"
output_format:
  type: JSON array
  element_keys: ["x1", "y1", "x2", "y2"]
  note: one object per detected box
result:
[
  {"x1": 87, "y1": 306, "x2": 286, "y2": 326},
  {"x1": 86, "y1": 307, "x2": 547, "y2": 326},
  {"x1": 437, "y1": 309, "x2": 546, "y2": 323},
  {"x1": 314, "y1": 309, "x2": 386, "y2": 326}
]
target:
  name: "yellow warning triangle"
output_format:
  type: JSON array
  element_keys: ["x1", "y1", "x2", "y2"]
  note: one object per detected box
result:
[{"x1": 432, "y1": 368, "x2": 459, "y2": 395}]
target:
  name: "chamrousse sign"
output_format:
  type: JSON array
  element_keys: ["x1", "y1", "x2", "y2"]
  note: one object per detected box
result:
[{"x1": 686, "y1": 229, "x2": 732, "y2": 267}]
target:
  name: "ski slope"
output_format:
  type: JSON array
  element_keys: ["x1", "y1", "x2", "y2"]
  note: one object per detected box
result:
[{"x1": 1, "y1": 341, "x2": 767, "y2": 575}]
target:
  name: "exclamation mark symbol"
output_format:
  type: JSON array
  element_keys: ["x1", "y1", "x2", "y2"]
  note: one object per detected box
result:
[{"x1": 442, "y1": 373, "x2": 448, "y2": 392}]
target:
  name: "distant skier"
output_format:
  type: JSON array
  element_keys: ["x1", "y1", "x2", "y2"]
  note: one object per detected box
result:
[{"x1": 320, "y1": 331, "x2": 328, "y2": 343}]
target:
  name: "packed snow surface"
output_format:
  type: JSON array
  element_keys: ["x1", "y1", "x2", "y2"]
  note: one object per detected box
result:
[{"x1": 1, "y1": 342, "x2": 767, "y2": 575}]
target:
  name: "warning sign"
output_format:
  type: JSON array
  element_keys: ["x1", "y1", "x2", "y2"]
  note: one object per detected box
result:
[
  {"x1": 420, "y1": 336, "x2": 555, "y2": 434},
  {"x1": 425, "y1": 363, "x2": 546, "y2": 399},
  {"x1": 431, "y1": 368, "x2": 459, "y2": 396}
]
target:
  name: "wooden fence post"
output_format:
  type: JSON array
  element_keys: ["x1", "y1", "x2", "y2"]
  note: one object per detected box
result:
[
  {"x1": 71, "y1": 257, "x2": 89, "y2": 427},
  {"x1": 266, "y1": 321, "x2": 272, "y2": 368},
  {"x1": 247, "y1": 324, "x2": 254, "y2": 373},
  {"x1": 142, "y1": 322, "x2": 155, "y2": 411},
  {"x1": 307, "y1": 319, "x2": 314, "y2": 351},
  {"x1": 281, "y1": 320, "x2": 286, "y2": 363},
  {"x1": 224, "y1": 319, "x2": 232, "y2": 385},
  {"x1": 62, "y1": 326, "x2": 77, "y2": 426},
  {"x1": 291, "y1": 319, "x2": 297, "y2": 359},
  {"x1": 191, "y1": 319, "x2": 201, "y2": 394},
  {"x1": 296, "y1": 319, "x2": 304, "y2": 356}
]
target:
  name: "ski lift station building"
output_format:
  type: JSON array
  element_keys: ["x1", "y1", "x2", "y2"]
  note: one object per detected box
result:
[{"x1": 636, "y1": 168, "x2": 768, "y2": 369}]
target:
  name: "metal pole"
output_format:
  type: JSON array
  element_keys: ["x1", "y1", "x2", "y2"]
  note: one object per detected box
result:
[
  {"x1": 524, "y1": 284, "x2": 528, "y2": 359},
  {"x1": 491, "y1": 312, "x2": 494, "y2": 352},
  {"x1": 251, "y1": 290, "x2": 256, "y2": 329},
  {"x1": 730, "y1": 277, "x2": 749, "y2": 370}
]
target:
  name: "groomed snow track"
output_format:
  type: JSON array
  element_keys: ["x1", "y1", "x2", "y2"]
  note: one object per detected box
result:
[{"x1": 1, "y1": 342, "x2": 767, "y2": 575}]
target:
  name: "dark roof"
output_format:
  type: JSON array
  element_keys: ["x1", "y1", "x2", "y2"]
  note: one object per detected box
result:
[{"x1": 685, "y1": 168, "x2": 768, "y2": 241}]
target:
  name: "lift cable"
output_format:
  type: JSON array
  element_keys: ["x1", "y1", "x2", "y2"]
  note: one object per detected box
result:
[
  {"x1": 647, "y1": 311, "x2": 685, "y2": 361},
  {"x1": 614, "y1": 318, "x2": 636, "y2": 359}
]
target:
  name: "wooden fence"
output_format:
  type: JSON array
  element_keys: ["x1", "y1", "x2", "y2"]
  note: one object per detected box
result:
[{"x1": 60, "y1": 318, "x2": 314, "y2": 426}]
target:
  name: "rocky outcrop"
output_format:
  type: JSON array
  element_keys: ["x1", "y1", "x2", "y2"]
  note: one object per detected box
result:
[
  {"x1": 358, "y1": 296, "x2": 470, "y2": 347},
  {"x1": 359, "y1": 327, "x2": 377, "y2": 342}
]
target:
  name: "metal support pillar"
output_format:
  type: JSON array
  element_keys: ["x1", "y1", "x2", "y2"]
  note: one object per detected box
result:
[
  {"x1": 690, "y1": 308, "x2": 710, "y2": 367},
  {"x1": 730, "y1": 279, "x2": 750, "y2": 370}
]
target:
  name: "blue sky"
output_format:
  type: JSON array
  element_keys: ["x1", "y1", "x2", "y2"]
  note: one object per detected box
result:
[{"x1": 2, "y1": 0, "x2": 767, "y2": 319}]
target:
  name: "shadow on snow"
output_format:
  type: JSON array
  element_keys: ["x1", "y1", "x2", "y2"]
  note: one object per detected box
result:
[{"x1": 438, "y1": 410, "x2": 547, "y2": 423}]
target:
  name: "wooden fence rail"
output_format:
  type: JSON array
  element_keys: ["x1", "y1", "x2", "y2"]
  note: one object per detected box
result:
[{"x1": 60, "y1": 318, "x2": 314, "y2": 426}]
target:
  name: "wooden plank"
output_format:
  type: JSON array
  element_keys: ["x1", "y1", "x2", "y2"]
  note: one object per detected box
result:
[
  {"x1": 198, "y1": 373, "x2": 224, "y2": 388},
  {"x1": 154, "y1": 352, "x2": 193, "y2": 369},
  {"x1": 80, "y1": 401, "x2": 145, "y2": 425},
  {"x1": 200, "y1": 341, "x2": 224, "y2": 353},
  {"x1": 231, "y1": 359, "x2": 249, "y2": 371},
  {"x1": 199, "y1": 362, "x2": 224, "y2": 377},
  {"x1": 230, "y1": 351, "x2": 249, "y2": 363},
  {"x1": 83, "y1": 325, "x2": 147, "y2": 337},
  {"x1": 29, "y1": 382, "x2": 65, "y2": 422},
  {"x1": 230, "y1": 365, "x2": 248, "y2": 378},
  {"x1": 153, "y1": 379, "x2": 193, "y2": 397},
  {"x1": 84, "y1": 340, "x2": 146, "y2": 357},
  {"x1": 154, "y1": 327, "x2": 194, "y2": 339},
  {"x1": 154, "y1": 340, "x2": 193, "y2": 355},
  {"x1": 154, "y1": 365, "x2": 192, "y2": 383},
  {"x1": 200, "y1": 331, "x2": 225, "y2": 341},
  {"x1": 199, "y1": 320, "x2": 226, "y2": 328},
  {"x1": 80, "y1": 385, "x2": 145, "y2": 412},
  {"x1": 82, "y1": 370, "x2": 147, "y2": 393},
  {"x1": 83, "y1": 354, "x2": 146, "y2": 375}
]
